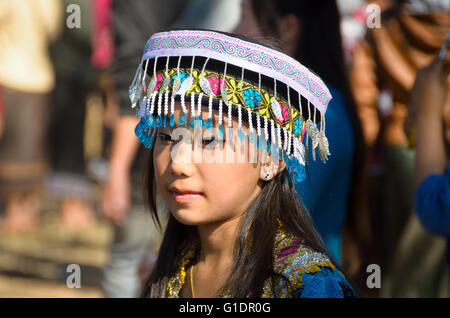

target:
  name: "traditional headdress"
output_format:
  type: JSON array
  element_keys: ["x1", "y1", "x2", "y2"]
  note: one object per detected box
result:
[{"x1": 129, "y1": 30, "x2": 332, "y2": 184}]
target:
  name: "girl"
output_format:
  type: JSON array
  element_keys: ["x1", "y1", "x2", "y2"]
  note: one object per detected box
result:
[{"x1": 130, "y1": 29, "x2": 356, "y2": 298}]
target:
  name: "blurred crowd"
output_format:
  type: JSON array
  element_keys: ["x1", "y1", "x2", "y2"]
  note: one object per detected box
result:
[{"x1": 0, "y1": 0, "x2": 449, "y2": 298}]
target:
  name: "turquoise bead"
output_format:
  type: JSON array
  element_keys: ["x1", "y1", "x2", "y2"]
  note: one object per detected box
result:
[
  {"x1": 144, "y1": 136, "x2": 155, "y2": 149},
  {"x1": 178, "y1": 113, "x2": 187, "y2": 125},
  {"x1": 155, "y1": 115, "x2": 162, "y2": 127},
  {"x1": 196, "y1": 116, "x2": 205, "y2": 129},
  {"x1": 135, "y1": 123, "x2": 143, "y2": 138},
  {"x1": 264, "y1": 140, "x2": 271, "y2": 153},
  {"x1": 146, "y1": 115, "x2": 154, "y2": 128},
  {"x1": 141, "y1": 117, "x2": 149, "y2": 129},
  {"x1": 189, "y1": 117, "x2": 196, "y2": 129},
  {"x1": 248, "y1": 131, "x2": 256, "y2": 144},
  {"x1": 149, "y1": 115, "x2": 155, "y2": 127},
  {"x1": 256, "y1": 135, "x2": 262, "y2": 149},
  {"x1": 237, "y1": 128, "x2": 245, "y2": 141}
]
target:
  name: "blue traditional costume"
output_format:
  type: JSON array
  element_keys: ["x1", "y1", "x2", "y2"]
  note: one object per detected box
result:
[{"x1": 166, "y1": 224, "x2": 354, "y2": 298}]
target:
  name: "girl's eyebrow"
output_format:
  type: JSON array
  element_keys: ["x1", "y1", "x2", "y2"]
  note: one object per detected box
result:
[{"x1": 157, "y1": 126, "x2": 175, "y2": 133}]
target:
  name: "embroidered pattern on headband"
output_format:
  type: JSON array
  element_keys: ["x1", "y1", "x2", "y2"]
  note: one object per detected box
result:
[{"x1": 142, "y1": 30, "x2": 332, "y2": 113}]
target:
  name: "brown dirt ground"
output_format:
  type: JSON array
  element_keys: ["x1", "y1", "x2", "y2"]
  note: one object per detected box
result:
[{"x1": 0, "y1": 210, "x2": 112, "y2": 298}]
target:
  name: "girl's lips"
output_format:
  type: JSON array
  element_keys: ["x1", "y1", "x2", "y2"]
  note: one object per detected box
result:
[{"x1": 171, "y1": 191, "x2": 204, "y2": 203}]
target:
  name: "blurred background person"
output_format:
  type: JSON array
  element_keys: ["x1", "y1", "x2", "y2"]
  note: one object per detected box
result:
[
  {"x1": 233, "y1": 0, "x2": 371, "y2": 295},
  {"x1": 350, "y1": 0, "x2": 450, "y2": 297},
  {"x1": 47, "y1": 0, "x2": 98, "y2": 230},
  {"x1": 0, "y1": 0, "x2": 62, "y2": 232},
  {"x1": 413, "y1": 54, "x2": 450, "y2": 268},
  {"x1": 0, "y1": 0, "x2": 121, "y2": 296},
  {"x1": 101, "y1": 0, "x2": 182, "y2": 298}
]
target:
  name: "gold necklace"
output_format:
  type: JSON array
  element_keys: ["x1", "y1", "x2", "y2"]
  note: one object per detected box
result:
[{"x1": 190, "y1": 265, "x2": 195, "y2": 298}]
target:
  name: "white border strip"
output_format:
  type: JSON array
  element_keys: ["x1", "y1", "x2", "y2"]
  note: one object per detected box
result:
[
  {"x1": 141, "y1": 30, "x2": 333, "y2": 115},
  {"x1": 142, "y1": 48, "x2": 328, "y2": 115}
]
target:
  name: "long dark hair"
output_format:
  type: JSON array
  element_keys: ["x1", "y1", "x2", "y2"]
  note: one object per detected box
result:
[
  {"x1": 249, "y1": 0, "x2": 371, "y2": 291},
  {"x1": 141, "y1": 144, "x2": 341, "y2": 297}
]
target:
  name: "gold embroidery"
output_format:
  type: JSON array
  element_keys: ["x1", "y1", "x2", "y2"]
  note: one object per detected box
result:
[{"x1": 166, "y1": 224, "x2": 336, "y2": 298}]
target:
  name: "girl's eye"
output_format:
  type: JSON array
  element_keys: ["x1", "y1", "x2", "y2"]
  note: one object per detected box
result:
[
  {"x1": 157, "y1": 132, "x2": 173, "y2": 142},
  {"x1": 202, "y1": 134, "x2": 217, "y2": 146}
]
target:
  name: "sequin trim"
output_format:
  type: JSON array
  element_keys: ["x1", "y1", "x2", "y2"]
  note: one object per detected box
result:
[{"x1": 144, "y1": 67, "x2": 304, "y2": 140}]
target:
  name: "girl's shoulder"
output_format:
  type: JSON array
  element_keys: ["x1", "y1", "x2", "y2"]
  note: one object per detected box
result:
[{"x1": 265, "y1": 230, "x2": 356, "y2": 298}]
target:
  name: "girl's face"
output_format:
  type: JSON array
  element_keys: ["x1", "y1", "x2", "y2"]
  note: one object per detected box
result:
[{"x1": 153, "y1": 103, "x2": 279, "y2": 226}]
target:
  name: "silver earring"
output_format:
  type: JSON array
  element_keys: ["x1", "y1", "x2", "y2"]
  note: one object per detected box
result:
[{"x1": 264, "y1": 172, "x2": 270, "y2": 180}]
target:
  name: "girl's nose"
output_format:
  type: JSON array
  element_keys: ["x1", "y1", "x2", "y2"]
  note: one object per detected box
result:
[{"x1": 169, "y1": 138, "x2": 196, "y2": 177}]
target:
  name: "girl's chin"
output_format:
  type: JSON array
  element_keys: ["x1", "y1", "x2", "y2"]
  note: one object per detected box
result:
[
  {"x1": 171, "y1": 209, "x2": 232, "y2": 227},
  {"x1": 170, "y1": 210, "x2": 231, "y2": 227},
  {"x1": 170, "y1": 209, "x2": 208, "y2": 226}
]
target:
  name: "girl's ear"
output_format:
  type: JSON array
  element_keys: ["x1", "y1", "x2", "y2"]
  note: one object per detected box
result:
[
  {"x1": 277, "y1": 13, "x2": 301, "y2": 57},
  {"x1": 259, "y1": 151, "x2": 287, "y2": 181}
]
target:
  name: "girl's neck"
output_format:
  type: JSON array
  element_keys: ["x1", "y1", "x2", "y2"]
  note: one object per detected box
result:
[{"x1": 197, "y1": 216, "x2": 241, "y2": 266}]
